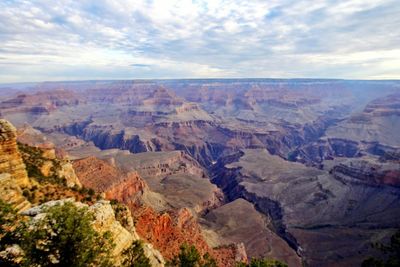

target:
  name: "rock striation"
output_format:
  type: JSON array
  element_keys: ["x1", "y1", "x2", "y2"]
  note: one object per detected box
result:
[
  {"x1": 133, "y1": 206, "x2": 217, "y2": 262},
  {"x1": 0, "y1": 173, "x2": 31, "y2": 211},
  {"x1": 211, "y1": 149, "x2": 400, "y2": 267},
  {"x1": 331, "y1": 158, "x2": 400, "y2": 187},
  {"x1": 0, "y1": 119, "x2": 30, "y2": 188},
  {"x1": 72, "y1": 156, "x2": 148, "y2": 205}
]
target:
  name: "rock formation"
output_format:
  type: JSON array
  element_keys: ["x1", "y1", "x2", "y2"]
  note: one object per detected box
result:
[
  {"x1": 133, "y1": 206, "x2": 216, "y2": 261},
  {"x1": 72, "y1": 155, "x2": 234, "y2": 265},
  {"x1": 0, "y1": 119, "x2": 30, "y2": 188},
  {"x1": 211, "y1": 149, "x2": 400, "y2": 266},
  {"x1": 72, "y1": 156, "x2": 148, "y2": 205},
  {"x1": 21, "y1": 198, "x2": 165, "y2": 266},
  {"x1": 2, "y1": 79, "x2": 400, "y2": 267},
  {"x1": 0, "y1": 173, "x2": 31, "y2": 211},
  {"x1": 331, "y1": 158, "x2": 400, "y2": 187}
]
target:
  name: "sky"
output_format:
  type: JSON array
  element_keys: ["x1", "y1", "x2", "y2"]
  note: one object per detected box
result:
[{"x1": 0, "y1": 0, "x2": 399, "y2": 82}]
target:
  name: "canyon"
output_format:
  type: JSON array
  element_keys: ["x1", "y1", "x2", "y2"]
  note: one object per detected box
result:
[{"x1": 1, "y1": 79, "x2": 400, "y2": 266}]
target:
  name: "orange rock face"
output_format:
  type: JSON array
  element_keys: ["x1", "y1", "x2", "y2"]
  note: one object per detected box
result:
[
  {"x1": 132, "y1": 206, "x2": 214, "y2": 261},
  {"x1": 73, "y1": 156, "x2": 146, "y2": 201},
  {"x1": 213, "y1": 244, "x2": 248, "y2": 267},
  {"x1": 132, "y1": 205, "x2": 245, "y2": 266},
  {"x1": 72, "y1": 155, "x2": 241, "y2": 266}
]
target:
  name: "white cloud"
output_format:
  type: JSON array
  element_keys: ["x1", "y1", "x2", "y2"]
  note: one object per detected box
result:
[{"x1": 0, "y1": 0, "x2": 399, "y2": 82}]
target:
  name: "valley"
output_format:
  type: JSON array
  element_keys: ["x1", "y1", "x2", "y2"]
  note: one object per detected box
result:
[{"x1": 1, "y1": 79, "x2": 400, "y2": 266}]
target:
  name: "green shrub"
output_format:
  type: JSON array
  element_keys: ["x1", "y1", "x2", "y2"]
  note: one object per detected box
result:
[
  {"x1": 236, "y1": 258, "x2": 288, "y2": 267},
  {"x1": 168, "y1": 243, "x2": 217, "y2": 267},
  {"x1": 122, "y1": 240, "x2": 151, "y2": 267},
  {"x1": 21, "y1": 202, "x2": 114, "y2": 267},
  {"x1": 0, "y1": 200, "x2": 18, "y2": 249},
  {"x1": 362, "y1": 230, "x2": 400, "y2": 267}
]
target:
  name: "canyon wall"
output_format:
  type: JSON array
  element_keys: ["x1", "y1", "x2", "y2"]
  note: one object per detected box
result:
[{"x1": 0, "y1": 119, "x2": 30, "y2": 187}]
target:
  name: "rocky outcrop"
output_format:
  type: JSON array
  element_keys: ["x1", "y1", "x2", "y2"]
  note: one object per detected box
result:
[
  {"x1": 331, "y1": 159, "x2": 400, "y2": 187},
  {"x1": 63, "y1": 123, "x2": 160, "y2": 154},
  {"x1": 133, "y1": 206, "x2": 216, "y2": 261},
  {"x1": 0, "y1": 119, "x2": 30, "y2": 188},
  {"x1": 0, "y1": 89, "x2": 81, "y2": 116},
  {"x1": 289, "y1": 138, "x2": 362, "y2": 167},
  {"x1": 56, "y1": 161, "x2": 82, "y2": 188},
  {"x1": 22, "y1": 198, "x2": 165, "y2": 267},
  {"x1": 17, "y1": 142, "x2": 81, "y2": 188},
  {"x1": 213, "y1": 243, "x2": 248, "y2": 267},
  {"x1": 119, "y1": 151, "x2": 205, "y2": 178},
  {"x1": 90, "y1": 200, "x2": 139, "y2": 259},
  {"x1": 72, "y1": 156, "x2": 147, "y2": 204},
  {"x1": 0, "y1": 173, "x2": 31, "y2": 211}
]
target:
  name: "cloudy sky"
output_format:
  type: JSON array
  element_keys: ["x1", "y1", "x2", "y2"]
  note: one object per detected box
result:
[{"x1": 0, "y1": 0, "x2": 399, "y2": 82}]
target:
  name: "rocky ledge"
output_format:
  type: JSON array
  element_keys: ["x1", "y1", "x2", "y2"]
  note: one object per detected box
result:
[{"x1": 0, "y1": 119, "x2": 30, "y2": 188}]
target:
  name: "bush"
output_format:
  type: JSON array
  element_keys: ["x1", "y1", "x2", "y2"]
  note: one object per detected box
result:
[
  {"x1": 168, "y1": 243, "x2": 217, "y2": 267},
  {"x1": 248, "y1": 258, "x2": 288, "y2": 267},
  {"x1": 88, "y1": 188, "x2": 95, "y2": 196},
  {"x1": 236, "y1": 258, "x2": 288, "y2": 267},
  {"x1": 0, "y1": 200, "x2": 18, "y2": 249},
  {"x1": 177, "y1": 244, "x2": 201, "y2": 267},
  {"x1": 122, "y1": 240, "x2": 151, "y2": 267},
  {"x1": 362, "y1": 230, "x2": 400, "y2": 267},
  {"x1": 21, "y1": 202, "x2": 114, "y2": 267},
  {"x1": 0, "y1": 200, "x2": 23, "y2": 266}
]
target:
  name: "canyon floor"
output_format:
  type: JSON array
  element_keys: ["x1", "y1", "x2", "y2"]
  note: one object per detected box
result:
[{"x1": 1, "y1": 79, "x2": 400, "y2": 266}]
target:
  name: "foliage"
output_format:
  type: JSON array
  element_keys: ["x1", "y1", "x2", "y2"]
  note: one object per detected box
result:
[
  {"x1": 201, "y1": 252, "x2": 217, "y2": 267},
  {"x1": 248, "y1": 258, "x2": 288, "y2": 267},
  {"x1": 362, "y1": 230, "x2": 400, "y2": 267},
  {"x1": 111, "y1": 202, "x2": 131, "y2": 230},
  {"x1": 18, "y1": 143, "x2": 66, "y2": 186},
  {"x1": 168, "y1": 243, "x2": 217, "y2": 267},
  {"x1": 177, "y1": 244, "x2": 201, "y2": 267},
  {"x1": 122, "y1": 240, "x2": 151, "y2": 267},
  {"x1": 236, "y1": 258, "x2": 288, "y2": 267},
  {"x1": 21, "y1": 202, "x2": 114, "y2": 267},
  {"x1": 0, "y1": 200, "x2": 18, "y2": 250},
  {"x1": 0, "y1": 200, "x2": 25, "y2": 266}
]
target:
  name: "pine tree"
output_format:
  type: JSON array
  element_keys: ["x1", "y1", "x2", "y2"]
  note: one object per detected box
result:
[
  {"x1": 21, "y1": 202, "x2": 114, "y2": 267},
  {"x1": 122, "y1": 240, "x2": 151, "y2": 267}
]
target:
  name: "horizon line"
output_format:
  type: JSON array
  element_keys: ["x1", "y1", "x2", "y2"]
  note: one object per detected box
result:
[{"x1": 1, "y1": 77, "x2": 400, "y2": 86}]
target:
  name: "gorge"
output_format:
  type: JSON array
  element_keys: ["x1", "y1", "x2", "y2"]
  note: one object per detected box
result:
[{"x1": 1, "y1": 79, "x2": 400, "y2": 267}]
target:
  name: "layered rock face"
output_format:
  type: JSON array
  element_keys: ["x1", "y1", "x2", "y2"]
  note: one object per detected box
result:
[
  {"x1": 331, "y1": 158, "x2": 400, "y2": 187},
  {"x1": 133, "y1": 207, "x2": 214, "y2": 260},
  {"x1": 211, "y1": 149, "x2": 400, "y2": 267},
  {"x1": 325, "y1": 92, "x2": 400, "y2": 148},
  {"x1": 0, "y1": 89, "x2": 81, "y2": 118},
  {"x1": 0, "y1": 119, "x2": 30, "y2": 188},
  {"x1": 73, "y1": 156, "x2": 148, "y2": 204},
  {"x1": 105, "y1": 150, "x2": 224, "y2": 214},
  {"x1": 0, "y1": 173, "x2": 31, "y2": 211}
]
